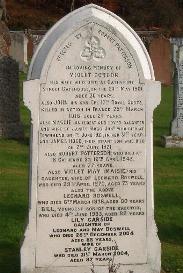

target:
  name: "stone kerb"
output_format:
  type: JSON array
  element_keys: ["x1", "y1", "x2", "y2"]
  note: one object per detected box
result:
[{"x1": 21, "y1": 4, "x2": 161, "y2": 273}]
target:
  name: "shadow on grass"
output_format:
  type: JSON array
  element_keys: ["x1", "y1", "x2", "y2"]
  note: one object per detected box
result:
[
  {"x1": 0, "y1": 242, "x2": 20, "y2": 273},
  {"x1": 155, "y1": 187, "x2": 183, "y2": 208},
  {"x1": 0, "y1": 202, "x2": 28, "y2": 221},
  {"x1": 154, "y1": 124, "x2": 171, "y2": 147},
  {"x1": 0, "y1": 203, "x2": 27, "y2": 273},
  {"x1": 18, "y1": 136, "x2": 30, "y2": 146},
  {"x1": 3, "y1": 137, "x2": 30, "y2": 147},
  {"x1": 154, "y1": 139, "x2": 163, "y2": 147},
  {"x1": 157, "y1": 223, "x2": 183, "y2": 246},
  {"x1": 155, "y1": 188, "x2": 183, "y2": 246}
]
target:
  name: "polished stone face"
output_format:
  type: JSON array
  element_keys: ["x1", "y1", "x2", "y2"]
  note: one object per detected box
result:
[{"x1": 22, "y1": 4, "x2": 161, "y2": 273}]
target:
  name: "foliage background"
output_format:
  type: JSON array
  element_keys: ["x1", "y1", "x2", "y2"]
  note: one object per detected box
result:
[
  {"x1": 0, "y1": 1, "x2": 183, "y2": 272},
  {"x1": 6, "y1": 0, "x2": 183, "y2": 35}
]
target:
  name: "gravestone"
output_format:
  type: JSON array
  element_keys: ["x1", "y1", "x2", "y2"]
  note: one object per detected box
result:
[
  {"x1": 149, "y1": 37, "x2": 172, "y2": 85},
  {"x1": 0, "y1": 56, "x2": 24, "y2": 138},
  {"x1": 27, "y1": 29, "x2": 46, "y2": 57},
  {"x1": 0, "y1": 0, "x2": 23, "y2": 139},
  {"x1": 9, "y1": 31, "x2": 28, "y2": 72},
  {"x1": 162, "y1": 40, "x2": 183, "y2": 147},
  {"x1": 21, "y1": 4, "x2": 161, "y2": 273}
]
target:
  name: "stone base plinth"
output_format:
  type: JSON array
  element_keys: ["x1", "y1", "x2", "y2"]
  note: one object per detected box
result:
[
  {"x1": 0, "y1": 122, "x2": 24, "y2": 139},
  {"x1": 161, "y1": 135, "x2": 183, "y2": 148}
]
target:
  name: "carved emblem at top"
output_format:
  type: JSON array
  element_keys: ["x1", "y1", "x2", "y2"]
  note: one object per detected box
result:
[{"x1": 80, "y1": 25, "x2": 106, "y2": 62}]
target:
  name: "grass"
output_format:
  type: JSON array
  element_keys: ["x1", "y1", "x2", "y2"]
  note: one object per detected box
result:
[
  {"x1": 0, "y1": 72, "x2": 29, "y2": 273},
  {"x1": 0, "y1": 80, "x2": 183, "y2": 273},
  {"x1": 154, "y1": 86, "x2": 183, "y2": 273}
]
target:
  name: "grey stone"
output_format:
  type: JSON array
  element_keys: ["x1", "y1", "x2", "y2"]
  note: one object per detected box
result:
[
  {"x1": 21, "y1": 4, "x2": 161, "y2": 273},
  {"x1": 0, "y1": 56, "x2": 23, "y2": 139},
  {"x1": 9, "y1": 31, "x2": 28, "y2": 72},
  {"x1": 170, "y1": 37, "x2": 183, "y2": 47},
  {"x1": 163, "y1": 41, "x2": 183, "y2": 147}
]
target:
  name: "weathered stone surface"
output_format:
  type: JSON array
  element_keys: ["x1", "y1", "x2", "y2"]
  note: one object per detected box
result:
[
  {"x1": 0, "y1": 56, "x2": 23, "y2": 139},
  {"x1": 0, "y1": 2, "x2": 22, "y2": 139},
  {"x1": 26, "y1": 29, "x2": 172, "y2": 85},
  {"x1": 171, "y1": 45, "x2": 183, "y2": 136},
  {"x1": 26, "y1": 29, "x2": 46, "y2": 59},
  {"x1": 149, "y1": 37, "x2": 172, "y2": 85},
  {"x1": 9, "y1": 31, "x2": 28, "y2": 72},
  {"x1": 163, "y1": 39, "x2": 183, "y2": 147},
  {"x1": 21, "y1": 4, "x2": 161, "y2": 273}
]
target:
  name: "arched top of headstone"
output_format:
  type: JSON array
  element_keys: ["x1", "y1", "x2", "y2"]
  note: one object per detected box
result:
[
  {"x1": 22, "y1": 4, "x2": 161, "y2": 272},
  {"x1": 28, "y1": 4, "x2": 154, "y2": 81}
]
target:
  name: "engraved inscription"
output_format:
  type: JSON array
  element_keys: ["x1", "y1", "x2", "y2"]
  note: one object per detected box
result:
[
  {"x1": 36, "y1": 21, "x2": 146, "y2": 268},
  {"x1": 177, "y1": 62, "x2": 183, "y2": 125}
]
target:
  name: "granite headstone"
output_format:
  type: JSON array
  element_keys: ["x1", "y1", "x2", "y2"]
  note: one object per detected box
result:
[
  {"x1": 0, "y1": 0, "x2": 23, "y2": 139},
  {"x1": 0, "y1": 56, "x2": 23, "y2": 138}
]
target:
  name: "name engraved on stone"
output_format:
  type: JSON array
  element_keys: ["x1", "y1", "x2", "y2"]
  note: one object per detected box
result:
[
  {"x1": 22, "y1": 5, "x2": 161, "y2": 273},
  {"x1": 36, "y1": 21, "x2": 146, "y2": 267}
]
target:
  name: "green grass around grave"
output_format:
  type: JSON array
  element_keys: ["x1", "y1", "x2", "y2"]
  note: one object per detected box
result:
[
  {"x1": 154, "y1": 86, "x2": 183, "y2": 273},
  {"x1": 0, "y1": 79, "x2": 183, "y2": 273},
  {"x1": 0, "y1": 72, "x2": 30, "y2": 273}
]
